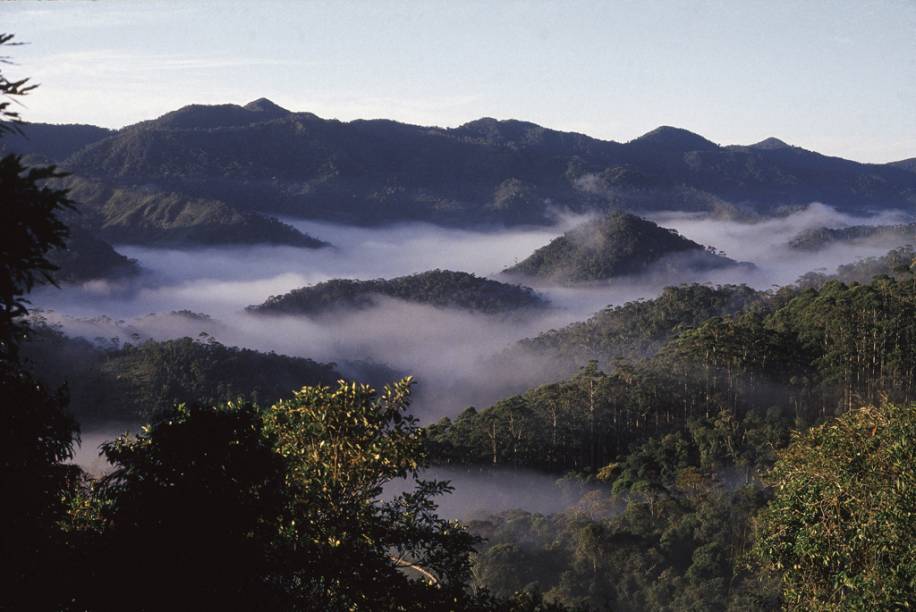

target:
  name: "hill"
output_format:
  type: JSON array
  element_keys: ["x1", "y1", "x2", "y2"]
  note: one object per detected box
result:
[
  {"x1": 61, "y1": 175, "x2": 326, "y2": 247},
  {"x1": 796, "y1": 246, "x2": 916, "y2": 288},
  {"x1": 0, "y1": 122, "x2": 113, "y2": 160},
  {"x1": 247, "y1": 270, "x2": 546, "y2": 316},
  {"x1": 788, "y1": 222, "x2": 916, "y2": 250},
  {"x1": 513, "y1": 284, "x2": 761, "y2": 373},
  {"x1": 503, "y1": 212, "x2": 743, "y2": 282},
  {"x1": 7, "y1": 103, "x2": 915, "y2": 226},
  {"x1": 21, "y1": 329, "x2": 340, "y2": 423},
  {"x1": 48, "y1": 225, "x2": 140, "y2": 282}
]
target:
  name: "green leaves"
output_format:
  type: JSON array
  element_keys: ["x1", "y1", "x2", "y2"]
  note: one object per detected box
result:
[{"x1": 753, "y1": 402, "x2": 916, "y2": 610}]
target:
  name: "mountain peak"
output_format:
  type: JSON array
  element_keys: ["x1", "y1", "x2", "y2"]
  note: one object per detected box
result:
[
  {"x1": 243, "y1": 98, "x2": 290, "y2": 114},
  {"x1": 630, "y1": 126, "x2": 718, "y2": 152},
  {"x1": 750, "y1": 136, "x2": 790, "y2": 150}
]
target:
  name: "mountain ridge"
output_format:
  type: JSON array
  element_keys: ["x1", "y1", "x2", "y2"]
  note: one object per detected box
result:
[{"x1": 5, "y1": 102, "x2": 915, "y2": 228}]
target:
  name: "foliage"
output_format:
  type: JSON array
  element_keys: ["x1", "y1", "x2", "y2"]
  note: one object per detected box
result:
[
  {"x1": 0, "y1": 155, "x2": 72, "y2": 352},
  {"x1": 250, "y1": 269, "x2": 546, "y2": 316},
  {"x1": 753, "y1": 401, "x2": 916, "y2": 610},
  {"x1": 431, "y1": 273, "x2": 915, "y2": 473},
  {"x1": 0, "y1": 33, "x2": 81, "y2": 611},
  {"x1": 66, "y1": 379, "x2": 486, "y2": 611}
]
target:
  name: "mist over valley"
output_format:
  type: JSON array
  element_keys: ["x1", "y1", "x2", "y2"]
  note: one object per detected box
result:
[{"x1": 4, "y1": 8, "x2": 915, "y2": 607}]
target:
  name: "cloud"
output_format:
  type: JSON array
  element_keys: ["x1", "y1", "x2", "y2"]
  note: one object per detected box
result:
[{"x1": 31, "y1": 204, "x2": 915, "y2": 425}]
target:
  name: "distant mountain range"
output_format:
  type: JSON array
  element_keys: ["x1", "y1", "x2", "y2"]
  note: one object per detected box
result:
[
  {"x1": 504, "y1": 212, "x2": 746, "y2": 283},
  {"x1": 247, "y1": 270, "x2": 546, "y2": 316},
  {"x1": 3, "y1": 98, "x2": 914, "y2": 231}
]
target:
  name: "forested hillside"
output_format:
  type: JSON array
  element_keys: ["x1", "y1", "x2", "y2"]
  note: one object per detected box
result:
[
  {"x1": 47, "y1": 225, "x2": 140, "y2": 282},
  {"x1": 512, "y1": 284, "x2": 761, "y2": 374},
  {"x1": 430, "y1": 273, "x2": 914, "y2": 471},
  {"x1": 503, "y1": 212, "x2": 744, "y2": 283},
  {"x1": 789, "y1": 221, "x2": 916, "y2": 250},
  {"x1": 21, "y1": 327, "x2": 340, "y2": 423},
  {"x1": 420, "y1": 269, "x2": 915, "y2": 609},
  {"x1": 797, "y1": 245, "x2": 915, "y2": 287},
  {"x1": 249, "y1": 269, "x2": 546, "y2": 316},
  {"x1": 58, "y1": 175, "x2": 326, "y2": 247}
]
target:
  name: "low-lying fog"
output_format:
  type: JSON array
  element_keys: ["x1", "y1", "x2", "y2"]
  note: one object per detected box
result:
[{"x1": 34, "y1": 203, "x2": 913, "y2": 498}]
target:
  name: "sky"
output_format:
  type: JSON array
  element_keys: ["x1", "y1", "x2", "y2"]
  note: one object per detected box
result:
[{"x1": 2, "y1": 0, "x2": 914, "y2": 163}]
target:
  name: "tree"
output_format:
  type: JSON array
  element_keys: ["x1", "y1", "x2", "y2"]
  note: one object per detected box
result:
[
  {"x1": 0, "y1": 33, "x2": 82, "y2": 612},
  {"x1": 78, "y1": 379, "x2": 479, "y2": 611},
  {"x1": 753, "y1": 401, "x2": 916, "y2": 610}
]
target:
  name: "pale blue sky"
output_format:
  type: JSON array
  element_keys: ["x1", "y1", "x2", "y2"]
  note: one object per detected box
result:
[{"x1": 2, "y1": 0, "x2": 914, "y2": 162}]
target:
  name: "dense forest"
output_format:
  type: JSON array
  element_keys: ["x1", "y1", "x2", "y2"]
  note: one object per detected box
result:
[
  {"x1": 249, "y1": 270, "x2": 547, "y2": 316},
  {"x1": 424, "y1": 269, "x2": 915, "y2": 609},
  {"x1": 3, "y1": 31, "x2": 915, "y2": 612},
  {"x1": 20, "y1": 324, "x2": 341, "y2": 423},
  {"x1": 503, "y1": 212, "x2": 744, "y2": 283},
  {"x1": 511, "y1": 284, "x2": 761, "y2": 374}
]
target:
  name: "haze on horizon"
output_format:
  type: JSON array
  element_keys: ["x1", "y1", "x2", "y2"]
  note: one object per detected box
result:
[{"x1": 2, "y1": 0, "x2": 915, "y2": 164}]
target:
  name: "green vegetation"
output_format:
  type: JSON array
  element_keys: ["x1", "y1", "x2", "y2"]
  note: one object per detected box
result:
[
  {"x1": 514, "y1": 284, "x2": 761, "y2": 374},
  {"x1": 67, "y1": 379, "x2": 485, "y2": 610},
  {"x1": 789, "y1": 222, "x2": 916, "y2": 250},
  {"x1": 422, "y1": 268, "x2": 914, "y2": 609},
  {"x1": 6, "y1": 32, "x2": 916, "y2": 611},
  {"x1": 22, "y1": 326, "x2": 340, "y2": 423},
  {"x1": 754, "y1": 401, "x2": 915, "y2": 610},
  {"x1": 0, "y1": 34, "x2": 82, "y2": 609},
  {"x1": 430, "y1": 274, "x2": 914, "y2": 472},
  {"x1": 503, "y1": 212, "x2": 742, "y2": 283},
  {"x1": 797, "y1": 245, "x2": 915, "y2": 288},
  {"x1": 249, "y1": 269, "x2": 546, "y2": 316}
]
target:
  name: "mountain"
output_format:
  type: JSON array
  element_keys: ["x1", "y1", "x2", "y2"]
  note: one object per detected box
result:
[
  {"x1": 247, "y1": 270, "x2": 546, "y2": 316},
  {"x1": 789, "y1": 222, "x2": 916, "y2": 250},
  {"x1": 61, "y1": 175, "x2": 326, "y2": 247},
  {"x1": 49, "y1": 225, "x2": 140, "y2": 282},
  {"x1": 887, "y1": 157, "x2": 916, "y2": 174},
  {"x1": 0, "y1": 122, "x2": 113, "y2": 160},
  {"x1": 748, "y1": 136, "x2": 791, "y2": 151},
  {"x1": 503, "y1": 212, "x2": 744, "y2": 282},
  {"x1": 7, "y1": 102, "x2": 914, "y2": 227}
]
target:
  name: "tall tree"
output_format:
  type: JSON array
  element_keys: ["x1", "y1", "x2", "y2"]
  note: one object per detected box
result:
[{"x1": 0, "y1": 33, "x2": 81, "y2": 611}]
